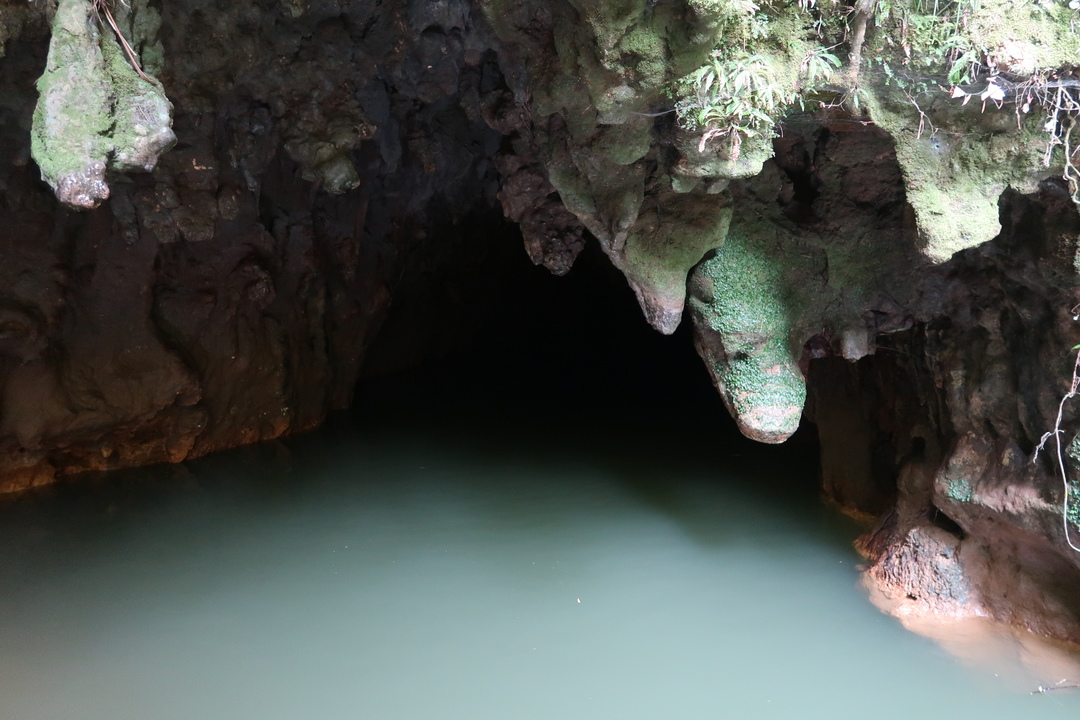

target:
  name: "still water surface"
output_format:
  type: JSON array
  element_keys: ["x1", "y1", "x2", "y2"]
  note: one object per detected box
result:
[{"x1": 0, "y1": 416, "x2": 1078, "y2": 720}]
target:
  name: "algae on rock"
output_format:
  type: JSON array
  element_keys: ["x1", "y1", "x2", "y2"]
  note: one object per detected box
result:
[
  {"x1": 858, "y1": 81, "x2": 1052, "y2": 263},
  {"x1": 31, "y1": 0, "x2": 174, "y2": 210},
  {"x1": 687, "y1": 224, "x2": 806, "y2": 443},
  {"x1": 853, "y1": 0, "x2": 1079, "y2": 262}
]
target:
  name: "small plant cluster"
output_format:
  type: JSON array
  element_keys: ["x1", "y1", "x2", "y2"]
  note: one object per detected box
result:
[
  {"x1": 675, "y1": 0, "x2": 1080, "y2": 182},
  {"x1": 674, "y1": 0, "x2": 841, "y2": 157},
  {"x1": 677, "y1": 51, "x2": 788, "y2": 155}
]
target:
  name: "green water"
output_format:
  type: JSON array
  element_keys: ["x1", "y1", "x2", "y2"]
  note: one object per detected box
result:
[
  {"x1": 0, "y1": 416, "x2": 1077, "y2": 720},
  {"x1": 1, "y1": 244, "x2": 1078, "y2": 719}
]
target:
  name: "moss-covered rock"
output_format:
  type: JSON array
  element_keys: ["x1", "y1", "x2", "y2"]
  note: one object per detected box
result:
[
  {"x1": 853, "y1": 0, "x2": 1078, "y2": 261},
  {"x1": 481, "y1": 0, "x2": 794, "y2": 332},
  {"x1": 482, "y1": 0, "x2": 1079, "y2": 453},
  {"x1": 688, "y1": 224, "x2": 806, "y2": 443},
  {"x1": 621, "y1": 188, "x2": 732, "y2": 333},
  {"x1": 684, "y1": 122, "x2": 927, "y2": 443},
  {"x1": 31, "y1": 0, "x2": 174, "y2": 210},
  {"x1": 859, "y1": 81, "x2": 1053, "y2": 262}
]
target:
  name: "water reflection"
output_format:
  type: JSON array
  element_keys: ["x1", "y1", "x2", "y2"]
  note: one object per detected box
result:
[{"x1": 0, "y1": 420, "x2": 1077, "y2": 720}]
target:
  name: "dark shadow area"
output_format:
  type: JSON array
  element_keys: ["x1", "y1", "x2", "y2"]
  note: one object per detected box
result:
[
  {"x1": 0, "y1": 215, "x2": 844, "y2": 573},
  {"x1": 353, "y1": 215, "x2": 826, "y2": 508}
]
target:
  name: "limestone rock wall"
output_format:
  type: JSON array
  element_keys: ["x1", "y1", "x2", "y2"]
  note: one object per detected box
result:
[
  {"x1": 1, "y1": 0, "x2": 1080, "y2": 647},
  {"x1": 815, "y1": 186, "x2": 1080, "y2": 643},
  {"x1": 0, "y1": 0, "x2": 504, "y2": 491}
]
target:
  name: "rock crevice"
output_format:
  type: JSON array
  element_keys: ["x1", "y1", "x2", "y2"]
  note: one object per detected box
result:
[{"x1": 1, "y1": 0, "x2": 1080, "y2": 649}]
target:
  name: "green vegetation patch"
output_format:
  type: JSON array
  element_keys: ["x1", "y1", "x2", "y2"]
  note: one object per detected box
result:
[
  {"x1": 674, "y1": 7, "x2": 819, "y2": 164},
  {"x1": 689, "y1": 225, "x2": 806, "y2": 441},
  {"x1": 855, "y1": 0, "x2": 1080, "y2": 260},
  {"x1": 621, "y1": 191, "x2": 732, "y2": 333},
  {"x1": 31, "y1": 0, "x2": 114, "y2": 209},
  {"x1": 31, "y1": 0, "x2": 173, "y2": 210},
  {"x1": 861, "y1": 84, "x2": 1049, "y2": 261}
]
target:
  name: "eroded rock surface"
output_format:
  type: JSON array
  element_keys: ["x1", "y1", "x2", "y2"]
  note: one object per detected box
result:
[
  {"x1": 0, "y1": 0, "x2": 504, "y2": 490},
  {"x1": 476, "y1": 0, "x2": 807, "y2": 334},
  {"x1": 686, "y1": 120, "x2": 924, "y2": 443},
  {"x1": 1, "y1": 0, "x2": 1080, "y2": 652},
  {"x1": 31, "y1": 0, "x2": 174, "y2": 209},
  {"x1": 808, "y1": 184, "x2": 1080, "y2": 642}
]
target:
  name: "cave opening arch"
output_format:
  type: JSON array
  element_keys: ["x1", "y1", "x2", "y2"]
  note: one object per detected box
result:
[{"x1": 352, "y1": 210, "x2": 823, "y2": 500}]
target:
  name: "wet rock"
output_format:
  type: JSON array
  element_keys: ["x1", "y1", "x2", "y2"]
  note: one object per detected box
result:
[
  {"x1": 863, "y1": 522, "x2": 984, "y2": 620},
  {"x1": 0, "y1": 0, "x2": 503, "y2": 491},
  {"x1": 2, "y1": 0, "x2": 1080, "y2": 652},
  {"x1": 31, "y1": 0, "x2": 174, "y2": 210},
  {"x1": 815, "y1": 183, "x2": 1080, "y2": 643}
]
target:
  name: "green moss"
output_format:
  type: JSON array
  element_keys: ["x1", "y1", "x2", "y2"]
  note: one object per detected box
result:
[
  {"x1": 866, "y1": 0, "x2": 1079, "y2": 79},
  {"x1": 31, "y1": 0, "x2": 173, "y2": 210},
  {"x1": 31, "y1": 0, "x2": 113, "y2": 208},
  {"x1": 100, "y1": 30, "x2": 174, "y2": 174},
  {"x1": 1065, "y1": 479, "x2": 1080, "y2": 531},
  {"x1": 845, "y1": 0, "x2": 1080, "y2": 261},
  {"x1": 670, "y1": 5, "x2": 821, "y2": 182},
  {"x1": 689, "y1": 226, "x2": 806, "y2": 440},
  {"x1": 859, "y1": 84, "x2": 1049, "y2": 262},
  {"x1": 618, "y1": 26, "x2": 667, "y2": 86},
  {"x1": 592, "y1": 116, "x2": 653, "y2": 165},
  {"x1": 683, "y1": 167, "x2": 926, "y2": 440},
  {"x1": 673, "y1": 131, "x2": 775, "y2": 181},
  {"x1": 966, "y1": 0, "x2": 1080, "y2": 74},
  {"x1": 696, "y1": 227, "x2": 789, "y2": 337},
  {"x1": 945, "y1": 476, "x2": 975, "y2": 503},
  {"x1": 621, "y1": 191, "x2": 731, "y2": 332}
]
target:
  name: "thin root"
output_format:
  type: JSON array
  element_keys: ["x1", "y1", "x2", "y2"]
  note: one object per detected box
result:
[{"x1": 92, "y1": 0, "x2": 151, "y2": 83}]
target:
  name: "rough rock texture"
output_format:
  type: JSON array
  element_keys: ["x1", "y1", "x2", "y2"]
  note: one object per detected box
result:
[
  {"x1": 0, "y1": 0, "x2": 504, "y2": 491},
  {"x1": 1, "y1": 0, "x2": 1080, "y2": 652},
  {"x1": 32, "y1": 0, "x2": 175, "y2": 209},
  {"x1": 687, "y1": 119, "x2": 925, "y2": 443},
  {"x1": 477, "y1": 0, "x2": 802, "y2": 334},
  {"x1": 807, "y1": 183, "x2": 1080, "y2": 643},
  {"x1": 855, "y1": 0, "x2": 1079, "y2": 263},
  {"x1": 860, "y1": 85, "x2": 1049, "y2": 263}
]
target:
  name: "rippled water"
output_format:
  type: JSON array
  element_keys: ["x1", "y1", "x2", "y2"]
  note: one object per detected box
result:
[{"x1": 0, "y1": 415, "x2": 1078, "y2": 720}]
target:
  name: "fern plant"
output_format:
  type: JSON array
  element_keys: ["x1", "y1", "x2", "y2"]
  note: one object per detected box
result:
[
  {"x1": 676, "y1": 51, "x2": 790, "y2": 156},
  {"x1": 802, "y1": 46, "x2": 842, "y2": 86}
]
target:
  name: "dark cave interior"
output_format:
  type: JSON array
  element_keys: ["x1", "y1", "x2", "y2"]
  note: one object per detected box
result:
[
  {"x1": 353, "y1": 213, "x2": 824, "y2": 495},
  {"x1": 0, "y1": 214, "x2": 830, "y2": 555}
]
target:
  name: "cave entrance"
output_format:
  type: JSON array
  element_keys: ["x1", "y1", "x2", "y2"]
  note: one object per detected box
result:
[{"x1": 353, "y1": 212, "x2": 820, "y2": 488}]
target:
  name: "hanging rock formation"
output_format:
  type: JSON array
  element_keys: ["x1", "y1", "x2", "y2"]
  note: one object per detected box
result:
[
  {"x1": 0, "y1": 0, "x2": 503, "y2": 489},
  {"x1": 32, "y1": 0, "x2": 174, "y2": 209},
  {"x1": 0, "y1": 0, "x2": 1079, "y2": 650}
]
